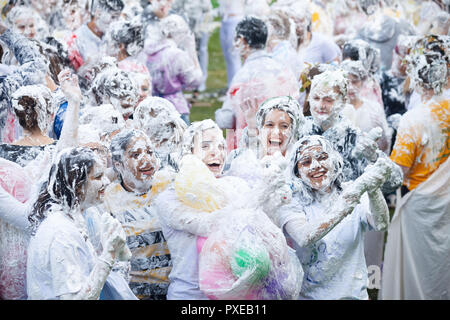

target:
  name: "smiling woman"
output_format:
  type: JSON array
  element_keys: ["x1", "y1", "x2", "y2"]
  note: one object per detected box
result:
[{"x1": 268, "y1": 134, "x2": 392, "y2": 300}]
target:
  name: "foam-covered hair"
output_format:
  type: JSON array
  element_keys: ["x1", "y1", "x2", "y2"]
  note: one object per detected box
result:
[
  {"x1": 12, "y1": 84, "x2": 53, "y2": 133},
  {"x1": 235, "y1": 16, "x2": 268, "y2": 49},
  {"x1": 30, "y1": 147, "x2": 97, "y2": 235},
  {"x1": 309, "y1": 69, "x2": 348, "y2": 101},
  {"x1": 109, "y1": 18, "x2": 144, "y2": 56},
  {"x1": 90, "y1": 0, "x2": 124, "y2": 13},
  {"x1": 357, "y1": 0, "x2": 381, "y2": 15},
  {"x1": 160, "y1": 14, "x2": 190, "y2": 38},
  {"x1": 342, "y1": 39, "x2": 381, "y2": 75},
  {"x1": 134, "y1": 96, "x2": 187, "y2": 151},
  {"x1": 256, "y1": 96, "x2": 305, "y2": 144},
  {"x1": 6, "y1": 6, "x2": 36, "y2": 26},
  {"x1": 181, "y1": 119, "x2": 224, "y2": 156},
  {"x1": 288, "y1": 135, "x2": 343, "y2": 205},
  {"x1": 406, "y1": 34, "x2": 450, "y2": 95},
  {"x1": 340, "y1": 59, "x2": 369, "y2": 81}
]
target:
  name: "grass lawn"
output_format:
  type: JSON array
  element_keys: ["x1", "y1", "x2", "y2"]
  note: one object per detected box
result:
[{"x1": 189, "y1": 21, "x2": 228, "y2": 123}]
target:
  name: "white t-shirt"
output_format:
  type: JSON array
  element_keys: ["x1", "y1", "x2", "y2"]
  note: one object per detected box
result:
[
  {"x1": 27, "y1": 210, "x2": 97, "y2": 300},
  {"x1": 153, "y1": 186, "x2": 208, "y2": 300},
  {"x1": 278, "y1": 194, "x2": 372, "y2": 300}
]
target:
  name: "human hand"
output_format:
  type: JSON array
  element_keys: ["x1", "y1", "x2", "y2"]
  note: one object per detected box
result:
[
  {"x1": 353, "y1": 127, "x2": 382, "y2": 162},
  {"x1": 99, "y1": 213, "x2": 128, "y2": 262},
  {"x1": 58, "y1": 69, "x2": 82, "y2": 103}
]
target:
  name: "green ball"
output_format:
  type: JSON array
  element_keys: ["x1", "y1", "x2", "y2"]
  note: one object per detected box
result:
[{"x1": 231, "y1": 247, "x2": 271, "y2": 283}]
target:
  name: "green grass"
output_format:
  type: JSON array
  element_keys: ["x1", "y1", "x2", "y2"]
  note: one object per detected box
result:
[{"x1": 189, "y1": 24, "x2": 227, "y2": 123}]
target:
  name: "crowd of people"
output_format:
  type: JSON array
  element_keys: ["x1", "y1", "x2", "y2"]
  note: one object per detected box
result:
[{"x1": 0, "y1": 0, "x2": 448, "y2": 300}]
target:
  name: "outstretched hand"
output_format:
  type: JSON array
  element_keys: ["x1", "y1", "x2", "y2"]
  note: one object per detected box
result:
[{"x1": 58, "y1": 69, "x2": 82, "y2": 103}]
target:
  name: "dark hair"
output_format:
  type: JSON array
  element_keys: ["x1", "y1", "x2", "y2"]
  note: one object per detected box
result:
[
  {"x1": 91, "y1": 0, "x2": 124, "y2": 14},
  {"x1": 14, "y1": 96, "x2": 40, "y2": 131},
  {"x1": 29, "y1": 147, "x2": 96, "y2": 235},
  {"x1": 110, "y1": 20, "x2": 144, "y2": 55},
  {"x1": 235, "y1": 16, "x2": 268, "y2": 49},
  {"x1": 32, "y1": 38, "x2": 72, "y2": 85}
]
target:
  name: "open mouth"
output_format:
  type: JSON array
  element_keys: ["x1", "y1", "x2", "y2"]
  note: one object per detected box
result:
[
  {"x1": 310, "y1": 170, "x2": 327, "y2": 179},
  {"x1": 269, "y1": 139, "x2": 282, "y2": 147},
  {"x1": 139, "y1": 166, "x2": 155, "y2": 176},
  {"x1": 207, "y1": 161, "x2": 222, "y2": 171}
]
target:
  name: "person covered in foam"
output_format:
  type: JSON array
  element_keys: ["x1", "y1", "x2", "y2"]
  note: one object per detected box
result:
[
  {"x1": 340, "y1": 59, "x2": 391, "y2": 153},
  {"x1": 153, "y1": 118, "x2": 302, "y2": 299},
  {"x1": 89, "y1": 64, "x2": 140, "y2": 121},
  {"x1": 215, "y1": 16, "x2": 299, "y2": 152},
  {"x1": 26, "y1": 146, "x2": 134, "y2": 300},
  {"x1": 143, "y1": 13, "x2": 202, "y2": 125},
  {"x1": 103, "y1": 128, "x2": 172, "y2": 299},
  {"x1": 64, "y1": 0, "x2": 124, "y2": 71},
  {"x1": 5, "y1": 5, "x2": 49, "y2": 41},
  {"x1": 269, "y1": 135, "x2": 391, "y2": 299},
  {"x1": 133, "y1": 96, "x2": 186, "y2": 169},
  {"x1": 223, "y1": 96, "x2": 304, "y2": 185},
  {"x1": 382, "y1": 35, "x2": 450, "y2": 300},
  {"x1": 106, "y1": 17, "x2": 152, "y2": 106}
]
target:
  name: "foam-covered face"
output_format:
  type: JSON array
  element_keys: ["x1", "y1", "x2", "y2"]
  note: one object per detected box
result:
[
  {"x1": 107, "y1": 75, "x2": 140, "y2": 120},
  {"x1": 260, "y1": 109, "x2": 292, "y2": 156},
  {"x1": 137, "y1": 78, "x2": 151, "y2": 105},
  {"x1": 233, "y1": 35, "x2": 250, "y2": 59},
  {"x1": 296, "y1": 145, "x2": 335, "y2": 191},
  {"x1": 152, "y1": 0, "x2": 173, "y2": 19},
  {"x1": 14, "y1": 16, "x2": 36, "y2": 39},
  {"x1": 63, "y1": 4, "x2": 84, "y2": 31},
  {"x1": 309, "y1": 84, "x2": 343, "y2": 127},
  {"x1": 119, "y1": 135, "x2": 159, "y2": 193},
  {"x1": 347, "y1": 74, "x2": 363, "y2": 101},
  {"x1": 83, "y1": 157, "x2": 109, "y2": 207},
  {"x1": 95, "y1": 9, "x2": 120, "y2": 33},
  {"x1": 193, "y1": 128, "x2": 226, "y2": 178}
]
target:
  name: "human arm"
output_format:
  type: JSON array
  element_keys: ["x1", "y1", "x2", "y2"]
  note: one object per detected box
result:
[
  {"x1": 154, "y1": 186, "x2": 224, "y2": 237},
  {"x1": 55, "y1": 69, "x2": 82, "y2": 153},
  {"x1": 0, "y1": 184, "x2": 30, "y2": 232},
  {"x1": 283, "y1": 155, "x2": 393, "y2": 247},
  {"x1": 57, "y1": 214, "x2": 128, "y2": 300},
  {"x1": 366, "y1": 188, "x2": 389, "y2": 231}
]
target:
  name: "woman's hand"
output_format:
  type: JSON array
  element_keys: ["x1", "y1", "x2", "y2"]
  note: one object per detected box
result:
[
  {"x1": 58, "y1": 69, "x2": 82, "y2": 103},
  {"x1": 99, "y1": 213, "x2": 129, "y2": 263}
]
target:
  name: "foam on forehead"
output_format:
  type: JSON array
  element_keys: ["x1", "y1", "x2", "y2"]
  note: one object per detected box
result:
[
  {"x1": 340, "y1": 60, "x2": 368, "y2": 80},
  {"x1": 289, "y1": 135, "x2": 344, "y2": 182},
  {"x1": 160, "y1": 14, "x2": 190, "y2": 37},
  {"x1": 256, "y1": 95, "x2": 304, "y2": 133},
  {"x1": 309, "y1": 69, "x2": 348, "y2": 99},
  {"x1": 6, "y1": 6, "x2": 36, "y2": 25},
  {"x1": 110, "y1": 128, "x2": 151, "y2": 162},
  {"x1": 181, "y1": 119, "x2": 223, "y2": 156}
]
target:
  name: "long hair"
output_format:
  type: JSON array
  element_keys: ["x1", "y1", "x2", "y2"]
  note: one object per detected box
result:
[{"x1": 29, "y1": 147, "x2": 96, "y2": 235}]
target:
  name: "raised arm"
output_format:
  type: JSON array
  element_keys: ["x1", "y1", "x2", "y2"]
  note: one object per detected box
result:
[
  {"x1": 0, "y1": 184, "x2": 30, "y2": 232},
  {"x1": 154, "y1": 186, "x2": 224, "y2": 237},
  {"x1": 55, "y1": 70, "x2": 82, "y2": 153},
  {"x1": 57, "y1": 214, "x2": 129, "y2": 300}
]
